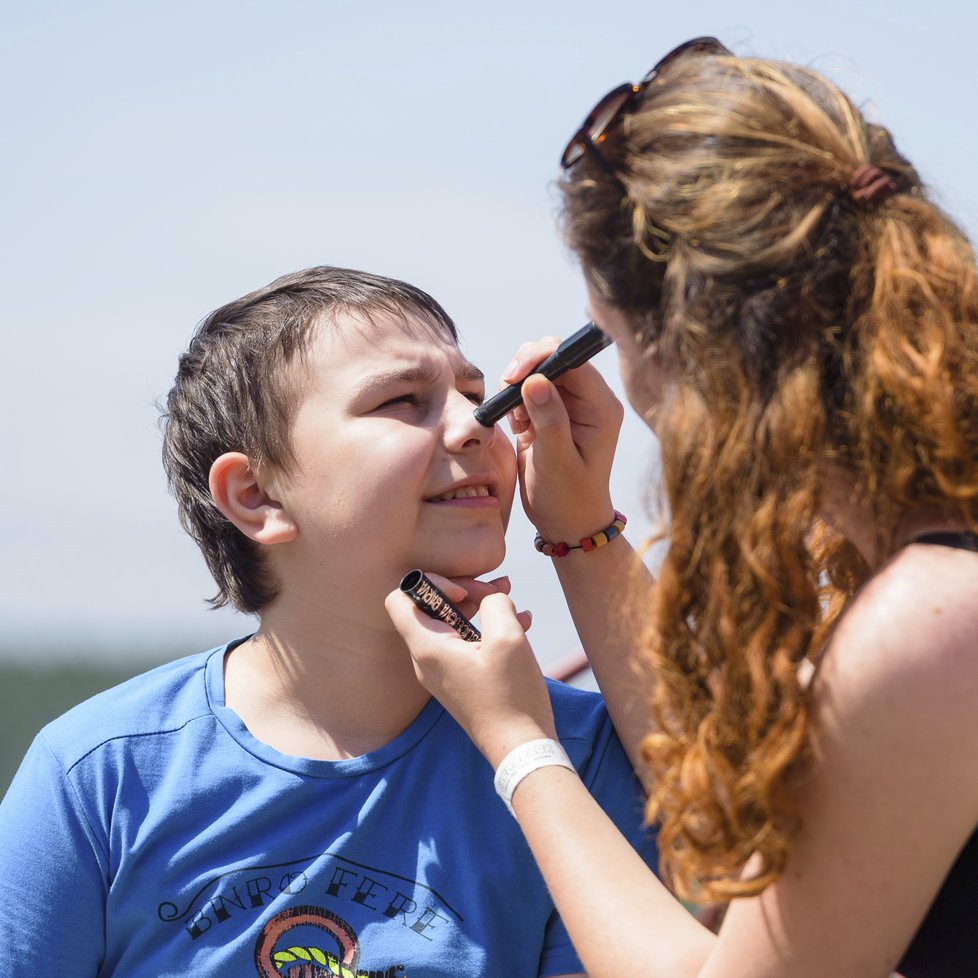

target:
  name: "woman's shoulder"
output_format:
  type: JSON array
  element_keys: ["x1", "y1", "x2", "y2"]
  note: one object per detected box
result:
[
  {"x1": 818, "y1": 540, "x2": 978, "y2": 775},
  {"x1": 723, "y1": 542, "x2": 978, "y2": 975},
  {"x1": 834, "y1": 539, "x2": 978, "y2": 674}
]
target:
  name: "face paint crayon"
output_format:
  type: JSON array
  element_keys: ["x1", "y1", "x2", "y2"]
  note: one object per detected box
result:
[
  {"x1": 399, "y1": 569, "x2": 481, "y2": 642},
  {"x1": 473, "y1": 322, "x2": 611, "y2": 427}
]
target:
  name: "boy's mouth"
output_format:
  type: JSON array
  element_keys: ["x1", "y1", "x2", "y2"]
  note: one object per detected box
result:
[{"x1": 426, "y1": 484, "x2": 493, "y2": 502}]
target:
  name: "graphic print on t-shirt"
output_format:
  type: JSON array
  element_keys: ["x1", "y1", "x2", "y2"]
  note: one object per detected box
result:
[
  {"x1": 254, "y1": 905, "x2": 400, "y2": 978},
  {"x1": 157, "y1": 849, "x2": 462, "y2": 976}
]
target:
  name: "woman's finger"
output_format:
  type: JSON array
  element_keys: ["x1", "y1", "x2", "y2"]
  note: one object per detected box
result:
[{"x1": 501, "y1": 338, "x2": 561, "y2": 385}]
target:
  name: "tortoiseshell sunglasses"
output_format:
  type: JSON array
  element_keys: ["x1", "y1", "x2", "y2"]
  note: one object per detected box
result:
[{"x1": 560, "y1": 36, "x2": 731, "y2": 174}]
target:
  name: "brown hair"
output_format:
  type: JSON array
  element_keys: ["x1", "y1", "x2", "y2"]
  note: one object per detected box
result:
[
  {"x1": 560, "y1": 51, "x2": 978, "y2": 901},
  {"x1": 161, "y1": 266, "x2": 458, "y2": 613}
]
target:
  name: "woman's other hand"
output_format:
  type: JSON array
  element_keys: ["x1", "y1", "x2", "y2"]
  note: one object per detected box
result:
[
  {"x1": 386, "y1": 575, "x2": 554, "y2": 768},
  {"x1": 502, "y1": 337, "x2": 624, "y2": 543}
]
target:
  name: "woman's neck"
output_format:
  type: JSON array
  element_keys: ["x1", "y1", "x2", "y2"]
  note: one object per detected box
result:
[
  {"x1": 819, "y1": 471, "x2": 968, "y2": 568},
  {"x1": 817, "y1": 470, "x2": 879, "y2": 566}
]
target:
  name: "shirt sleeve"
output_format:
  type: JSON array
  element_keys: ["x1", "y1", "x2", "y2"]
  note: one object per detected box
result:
[
  {"x1": 0, "y1": 732, "x2": 108, "y2": 977},
  {"x1": 536, "y1": 691, "x2": 659, "y2": 977}
]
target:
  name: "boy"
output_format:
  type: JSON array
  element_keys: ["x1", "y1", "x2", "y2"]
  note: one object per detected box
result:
[{"x1": 0, "y1": 266, "x2": 654, "y2": 976}]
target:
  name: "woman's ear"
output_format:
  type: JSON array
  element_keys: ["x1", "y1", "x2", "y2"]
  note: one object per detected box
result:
[{"x1": 208, "y1": 452, "x2": 297, "y2": 545}]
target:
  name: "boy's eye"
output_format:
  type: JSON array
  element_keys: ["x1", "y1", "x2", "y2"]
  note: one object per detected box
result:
[
  {"x1": 377, "y1": 393, "x2": 423, "y2": 410},
  {"x1": 463, "y1": 390, "x2": 485, "y2": 406}
]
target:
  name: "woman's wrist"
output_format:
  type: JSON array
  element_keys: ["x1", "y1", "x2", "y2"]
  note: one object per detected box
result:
[
  {"x1": 534, "y1": 510, "x2": 627, "y2": 558},
  {"x1": 529, "y1": 502, "x2": 616, "y2": 545},
  {"x1": 493, "y1": 738, "x2": 577, "y2": 815},
  {"x1": 480, "y1": 721, "x2": 557, "y2": 770}
]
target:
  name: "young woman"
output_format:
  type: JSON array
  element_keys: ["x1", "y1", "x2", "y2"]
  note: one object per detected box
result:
[{"x1": 387, "y1": 40, "x2": 978, "y2": 977}]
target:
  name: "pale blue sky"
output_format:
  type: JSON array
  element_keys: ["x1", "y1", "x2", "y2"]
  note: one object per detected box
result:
[{"x1": 3, "y1": 0, "x2": 976, "y2": 666}]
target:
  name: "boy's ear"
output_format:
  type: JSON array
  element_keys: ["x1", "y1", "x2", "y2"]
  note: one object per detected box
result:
[{"x1": 208, "y1": 452, "x2": 297, "y2": 545}]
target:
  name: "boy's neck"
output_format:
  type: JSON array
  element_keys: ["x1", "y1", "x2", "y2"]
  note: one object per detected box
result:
[{"x1": 223, "y1": 608, "x2": 430, "y2": 761}]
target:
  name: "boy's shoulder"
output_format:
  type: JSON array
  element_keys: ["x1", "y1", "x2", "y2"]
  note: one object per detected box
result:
[
  {"x1": 36, "y1": 646, "x2": 224, "y2": 770},
  {"x1": 545, "y1": 676, "x2": 616, "y2": 749},
  {"x1": 546, "y1": 675, "x2": 605, "y2": 716},
  {"x1": 544, "y1": 678, "x2": 650, "y2": 846}
]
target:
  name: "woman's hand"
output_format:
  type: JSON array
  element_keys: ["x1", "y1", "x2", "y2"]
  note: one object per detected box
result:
[
  {"x1": 502, "y1": 338, "x2": 624, "y2": 543},
  {"x1": 436, "y1": 573, "x2": 513, "y2": 622},
  {"x1": 385, "y1": 574, "x2": 556, "y2": 768}
]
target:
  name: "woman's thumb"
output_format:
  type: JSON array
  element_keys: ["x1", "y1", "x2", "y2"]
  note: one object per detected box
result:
[{"x1": 520, "y1": 375, "x2": 573, "y2": 449}]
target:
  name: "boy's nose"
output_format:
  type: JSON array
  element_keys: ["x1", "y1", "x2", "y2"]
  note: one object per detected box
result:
[{"x1": 443, "y1": 390, "x2": 495, "y2": 451}]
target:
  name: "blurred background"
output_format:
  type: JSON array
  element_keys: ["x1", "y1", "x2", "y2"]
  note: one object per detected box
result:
[{"x1": 3, "y1": 0, "x2": 977, "y2": 793}]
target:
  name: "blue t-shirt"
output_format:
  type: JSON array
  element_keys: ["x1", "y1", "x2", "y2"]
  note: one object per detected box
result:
[{"x1": 0, "y1": 641, "x2": 655, "y2": 977}]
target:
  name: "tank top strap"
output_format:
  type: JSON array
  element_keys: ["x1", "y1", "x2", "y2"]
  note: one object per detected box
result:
[{"x1": 910, "y1": 530, "x2": 978, "y2": 552}]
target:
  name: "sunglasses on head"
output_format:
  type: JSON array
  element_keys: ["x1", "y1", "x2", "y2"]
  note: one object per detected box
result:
[{"x1": 560, "y1": 36, "x2": 731, "y2": 173}]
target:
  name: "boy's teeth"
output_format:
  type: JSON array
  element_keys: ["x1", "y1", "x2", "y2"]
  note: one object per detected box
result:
[{"x1": 432, "y1": 485, "x2": 489, "y2": 501}]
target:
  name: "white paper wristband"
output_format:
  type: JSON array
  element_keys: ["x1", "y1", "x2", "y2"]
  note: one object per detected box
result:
[{"x1": 493, "y1": 738, "x2": 576, "y2": 816}]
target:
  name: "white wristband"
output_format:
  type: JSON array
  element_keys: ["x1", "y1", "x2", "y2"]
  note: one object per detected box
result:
[{"x1": 493, "y1": 738, "x2": 576, "y2": 816}]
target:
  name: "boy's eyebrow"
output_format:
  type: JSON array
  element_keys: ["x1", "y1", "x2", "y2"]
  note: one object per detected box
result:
[
  {"x1": 456, "y1": 360, "x2": 486, "y2": 383},
  {"x1": 353, "y1": 359, "x2": 485, "y2": 394}
]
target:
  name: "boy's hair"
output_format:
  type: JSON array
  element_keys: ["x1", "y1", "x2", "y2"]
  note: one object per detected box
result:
[{"x1": 161, "y1": 266, "x2": 458, "y2": 613}]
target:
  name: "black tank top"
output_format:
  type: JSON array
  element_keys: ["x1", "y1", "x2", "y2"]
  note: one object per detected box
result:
[{"x1": 896, "y1": 531, "x2": 978, "y2": 977}]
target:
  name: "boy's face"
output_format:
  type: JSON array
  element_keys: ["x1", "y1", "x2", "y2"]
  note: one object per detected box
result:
[{"x1": 271, "y1": 309, "x2": 516, "y2": 586}]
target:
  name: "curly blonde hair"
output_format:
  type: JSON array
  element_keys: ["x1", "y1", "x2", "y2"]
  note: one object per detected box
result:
[{"x1": 560, "y1": 49, "x2": 978, "y2": 902}]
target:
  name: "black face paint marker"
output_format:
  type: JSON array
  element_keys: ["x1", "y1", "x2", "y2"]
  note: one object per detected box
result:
[
  {"x1": 473, "y1": 321, "x2": 612, "y2": 427},
  {"x1": 399, "y1": 569, "x2": 481, "y2": 642}
]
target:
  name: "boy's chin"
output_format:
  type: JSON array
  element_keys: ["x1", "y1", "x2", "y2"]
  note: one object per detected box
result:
[{"x1": 423, "y1": 544, "x2": 505, "y2": 580}]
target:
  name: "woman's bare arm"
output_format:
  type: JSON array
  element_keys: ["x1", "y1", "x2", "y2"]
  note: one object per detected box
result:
[{"x1": 503, "y1": 340, "x2": 657, "y2": 770}]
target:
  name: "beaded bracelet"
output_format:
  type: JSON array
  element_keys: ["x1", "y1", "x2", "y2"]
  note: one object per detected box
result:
[{"x1": 533, "y1": 510, "x2": 627, "y2": 558}]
